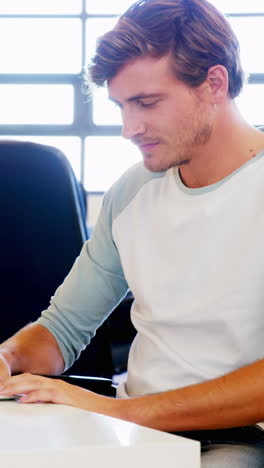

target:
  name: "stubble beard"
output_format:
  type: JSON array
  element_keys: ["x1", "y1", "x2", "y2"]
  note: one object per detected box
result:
[
  {"x1": 145, "y1": 121, "x2": 213, "y2": 172},
  {"x1": 175, "y1": 121, "x2": 213, "y2": 168},
  {"x1": 141, "y1": 100, "x2": 214, "y2": 172}
]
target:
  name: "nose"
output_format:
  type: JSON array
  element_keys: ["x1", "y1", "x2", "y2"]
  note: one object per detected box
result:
[{"x1": 121, "y1": 113, "x2": 146, "y2": 140}]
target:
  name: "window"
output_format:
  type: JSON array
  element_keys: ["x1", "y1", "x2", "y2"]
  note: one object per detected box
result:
[
  {"x1": 0, "y1": 19, "x2": 81, "y2": 73},
  {"x1": 0, "y1": 85, "x2": 74, "y2": 124},
  {"x1": 86, "y1": 0, "x2": 135, "y2": 15},
  {"x1": 85, "y1": 137, "x2": 141, "y2": 192},
  {"x1": 0, "y1": 1, "x2": 263, "y2": 227},
  {"x1": 0, "y1": 0, "x2": 82, "y2": 14}
]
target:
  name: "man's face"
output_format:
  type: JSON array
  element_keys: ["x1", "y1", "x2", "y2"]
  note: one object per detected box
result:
[{"x1": 108, "y1": 54, "x2": 215, "y2": 172}]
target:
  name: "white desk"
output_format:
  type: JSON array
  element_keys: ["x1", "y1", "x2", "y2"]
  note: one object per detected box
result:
[{"x1": 0, "y1": 401, "x2": 200, "y2": 467}]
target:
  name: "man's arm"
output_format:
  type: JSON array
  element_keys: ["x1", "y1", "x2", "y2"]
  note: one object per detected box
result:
[
  {"x1": 1, "y1": 357, "x2": 264, "y2": 432},
  {"x1": 114, "y1": 358, "x2": 264, "y2": 431},
  {"x1": 0, "y1": 324, "x2": 64, "y2": 379}
]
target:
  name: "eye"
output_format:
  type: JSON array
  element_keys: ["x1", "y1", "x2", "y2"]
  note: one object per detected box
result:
[{"x1": 137, "y1": 100, "x2": 159, "y2": 108}]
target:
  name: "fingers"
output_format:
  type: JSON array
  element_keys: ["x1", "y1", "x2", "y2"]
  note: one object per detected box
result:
[
  {"x1": 0, "y1": 372, "x2": 41, "y2": 395},
  {"x1": 0, "y1": 373, "x2": 63, "y2": 403},
  {"x1": 17, "y1": 390, "x2": 54, "y2": 404},
  {"x1": 0, "y1": 372, "x2": 103, "y2": 411}
]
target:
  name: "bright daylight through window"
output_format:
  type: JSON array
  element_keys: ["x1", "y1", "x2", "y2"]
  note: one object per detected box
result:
[{"x1": 0, "y1": 0, "x2": 263, "y2": 209}]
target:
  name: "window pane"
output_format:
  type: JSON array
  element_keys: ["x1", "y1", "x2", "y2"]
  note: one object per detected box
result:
[
  {"x1": 85, "y1": 137, "x2": 141, "y2": 192},
  {"x1": 86, "y1": 0, "x2": 134, "y2": 15},
  {"x1": 0, "y1": 136, "x2": 81, "y2": 179},
  {"x1": 93, "y1": 87, "x2": 121, "y2": 125},
  {"x1": 0, "y1": 19, "x2": 81, "y2": 73},
  {"x1": 236, "y1": 84, "x2": 264, "y2": 126},
  {"x1": 0, "y1": 0, "x2": 82, "y2": 14},
  {"x1": 87, "y1": 0, "x2": 264, "y2": 15},
  {"x1": 211, "y1": 0, "x2": 264, "y2": 13},
  {"x1": 0, "y1": 0, "x2": 82, "y2": 15},
  {"x1": 0, "y1": 85, "x2": 74, "y2": 124},
  {"x1": 228, "y1": 17, "x2": 264, "y2": 74},
  {"x1": 86, "y1": 18, "x2": 118, "y2": 64}
]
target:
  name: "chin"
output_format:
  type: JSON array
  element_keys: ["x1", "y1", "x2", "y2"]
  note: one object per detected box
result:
[
  {"x1": 143, "y1": 159, "x2": 165, "y2": 172},
  {"x1": 144, "y1": 159, "x2": 180, "y2": 173},
  {"x1": 142, "y1": 154, "x2": 166, "y2": 172},
  {"x1": 143, "y1": 151, "x2": 191, "y2": 172}
]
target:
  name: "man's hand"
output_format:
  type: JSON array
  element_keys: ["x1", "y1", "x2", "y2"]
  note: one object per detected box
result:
[
  {"x1": 0, "y1": 352, "x2": 12, "y2": 383},
  {"x1": 0, "y1": 373, "x2": 110, "y2": 411}
]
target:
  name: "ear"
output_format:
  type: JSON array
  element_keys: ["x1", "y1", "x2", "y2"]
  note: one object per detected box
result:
[{"x1": 206, "y1": 65, "x2": 229, "y2": 103}]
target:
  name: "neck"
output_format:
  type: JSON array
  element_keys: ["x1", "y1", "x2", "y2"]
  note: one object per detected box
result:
[{"x1": 179, "y1": 101, "x2": 264, "y2": 189}]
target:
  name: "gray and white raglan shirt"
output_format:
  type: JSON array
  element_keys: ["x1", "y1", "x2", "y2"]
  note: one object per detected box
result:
[{"x1": 38, "y1": 151, "x2": 264, "y2": 398}]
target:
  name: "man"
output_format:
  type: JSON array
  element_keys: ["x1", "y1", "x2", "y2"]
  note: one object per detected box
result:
[{"x1": 1, "y1": 0, "x2": 264, "y2": 465}]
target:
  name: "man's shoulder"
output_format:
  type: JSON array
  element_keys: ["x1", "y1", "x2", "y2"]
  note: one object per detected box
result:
[
  {"x1": 105, "y1": 162, "x2": 165, "y2": 221},
  {"x1": 112, "y1": 161, "x2": 163, "y2": 194}
]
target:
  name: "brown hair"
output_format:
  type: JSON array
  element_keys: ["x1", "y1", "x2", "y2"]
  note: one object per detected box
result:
[{"x1": 87, "y1": 0, "x2": 244, "y2": 98}]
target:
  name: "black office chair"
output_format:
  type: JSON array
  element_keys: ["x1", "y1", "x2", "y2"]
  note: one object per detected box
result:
[{"x1": 0, "y1": 140, "x2": 114, "y2": 394}]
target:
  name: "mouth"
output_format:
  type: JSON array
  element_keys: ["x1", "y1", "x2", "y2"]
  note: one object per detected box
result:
[{"x1": 139, "y1": 142, "x2": 160, "y2": 153}]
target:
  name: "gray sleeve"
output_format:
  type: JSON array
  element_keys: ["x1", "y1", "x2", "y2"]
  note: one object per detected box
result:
[{"x1": 36, "y1": 189, "x2": 129, "y2": 371}]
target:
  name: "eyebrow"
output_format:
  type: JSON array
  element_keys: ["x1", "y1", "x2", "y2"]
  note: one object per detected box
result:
[{"x1": 109, "y1": 93, "x2": 166, "y2": 107}]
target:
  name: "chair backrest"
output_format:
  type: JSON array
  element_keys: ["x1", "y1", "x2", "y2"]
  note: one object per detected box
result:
[{"x1": 0, "y1": 140, "x2": 113, "y2": 377}]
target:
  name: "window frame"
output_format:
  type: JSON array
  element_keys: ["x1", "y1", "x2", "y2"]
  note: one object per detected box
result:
[{"x1": 0, "y1": 2, "x2": 263, "y2": 195}]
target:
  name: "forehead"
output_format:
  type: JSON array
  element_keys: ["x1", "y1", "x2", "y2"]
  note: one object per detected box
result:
[{"x1": 108, "y1": 54, "x2": 186, "y2": 101}]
